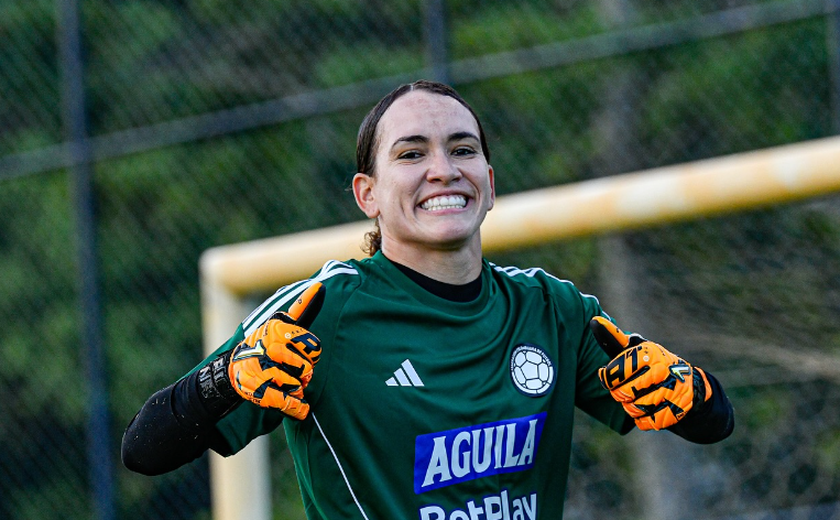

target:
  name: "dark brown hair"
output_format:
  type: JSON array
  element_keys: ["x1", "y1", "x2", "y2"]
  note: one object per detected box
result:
[{"x1": 355, "y1": 80, "x2": 491, "y2": 255}]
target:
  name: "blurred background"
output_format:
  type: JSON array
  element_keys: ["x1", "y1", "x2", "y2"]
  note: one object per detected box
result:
[{"x1": 2, "y1": 0, "x2": 840, "y2": 519}]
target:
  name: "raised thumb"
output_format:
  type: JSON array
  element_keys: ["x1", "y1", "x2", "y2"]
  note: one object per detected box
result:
[
  {"x1": 287, "y1": 282, "x2": 325, "y2": 329},
  {"x1": 589, "y1": 316, "x2": 630, "y2": 358}
]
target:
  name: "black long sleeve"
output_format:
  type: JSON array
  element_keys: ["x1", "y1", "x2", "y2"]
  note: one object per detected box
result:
[
  {"x1": 121, "y1": 357, "x2": 242, "y2": 476},
  {"x1": 667, "y1": 370, "x2": 734, "y2": 444}
]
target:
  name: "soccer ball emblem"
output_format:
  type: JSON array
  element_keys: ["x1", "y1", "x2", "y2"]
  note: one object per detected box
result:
[{"x1": 510, "y1": 344, "x2": 554, "y2": 396}]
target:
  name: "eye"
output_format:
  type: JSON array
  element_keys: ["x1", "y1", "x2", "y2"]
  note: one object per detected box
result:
[
  {"x1": 452, "y1": 146, "x2": 477, "y2": 157},
  {"x1": 397, "y1": 150, "x2": 423, "y2": 160}
]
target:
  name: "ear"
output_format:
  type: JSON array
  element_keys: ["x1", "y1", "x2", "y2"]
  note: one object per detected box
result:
[
  {"x1": 487, "y1": 165, "x2": 496, "y2": 211},
  {"x1": 352, "y1": 173, "x2": 380, "y2": 219}
]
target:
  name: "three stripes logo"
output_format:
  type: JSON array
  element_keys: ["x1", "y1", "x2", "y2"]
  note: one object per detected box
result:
[{"x1": 386, "y1": 359, "x2": 424, "y2": 387}]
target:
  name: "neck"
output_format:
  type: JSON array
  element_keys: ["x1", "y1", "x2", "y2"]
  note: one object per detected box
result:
[{"x1": 380, "y1": 236, "x2": 483, "y2": 285}]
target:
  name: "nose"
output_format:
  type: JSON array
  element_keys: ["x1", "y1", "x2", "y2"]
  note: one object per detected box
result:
[{"x1": 426, "y1": 152, "x2": 462, "y2": 184}]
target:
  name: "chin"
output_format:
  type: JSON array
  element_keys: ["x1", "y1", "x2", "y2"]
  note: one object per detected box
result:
[{"x1": 426, "y1": 228, "x2": 481, "y2": 250}]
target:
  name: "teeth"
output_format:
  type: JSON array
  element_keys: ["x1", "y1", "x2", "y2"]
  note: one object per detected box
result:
[{"x1": 421, "y1": 195, "x2": 467, "y2": 211}]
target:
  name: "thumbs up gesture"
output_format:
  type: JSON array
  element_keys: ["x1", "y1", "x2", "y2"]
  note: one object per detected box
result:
[
  {"x1": 228, "y1": 282, "x2": 325, "y2": 420},
  {"x1": 589, "y1": 316, "x2": 712, "y2": 431}
]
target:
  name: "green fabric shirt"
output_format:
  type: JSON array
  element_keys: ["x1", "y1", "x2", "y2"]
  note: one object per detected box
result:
[{"x1": 201, "y1": 252, "x2": 628, "y2": 520}]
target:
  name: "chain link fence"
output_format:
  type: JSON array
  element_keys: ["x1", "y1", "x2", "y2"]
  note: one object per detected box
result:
[{"x1": 1, "y1": 0, "x2": 839, "y2": 519}]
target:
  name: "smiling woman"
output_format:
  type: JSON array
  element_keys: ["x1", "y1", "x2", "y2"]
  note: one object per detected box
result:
[
  {"x1": 353, "y1": 81, "x2": 492, "y2": 259},
  {"x1": 351, "y1": 83, "x2": 496, "y2": 284},
  {"x1": 122, "y1": 79, "x2": 734, "y2": 520}
]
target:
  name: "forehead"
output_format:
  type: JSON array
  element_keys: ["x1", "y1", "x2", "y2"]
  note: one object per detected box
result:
[{"x1": 377, "y1": 91, "x2": 479, "y2": 144}]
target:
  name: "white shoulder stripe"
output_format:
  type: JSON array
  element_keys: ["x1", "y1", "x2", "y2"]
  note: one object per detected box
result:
[
  {"x1": 241, "y1": 260, "x2": 358, "y2": 336},
  {"x1": 242, "y1": 280, "x2": 310, "y2": 336},
  {"x1": 312, "y1": 413, "x2": 371, "y2": 520},
  {"x1": 490, "y1": 262, "x2": 601, "y2": 302},
  {"x1": 491, "y1": 262, "x2": 563, "y2": 282}
]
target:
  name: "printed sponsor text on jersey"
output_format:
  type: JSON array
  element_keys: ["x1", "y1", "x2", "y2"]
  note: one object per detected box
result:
[
  {"x1": 414, "y1": 413, "x2": 546, "y2": 494},
  {"x1": 420, "y1": 490, "x2": 537, "y2": 520}
]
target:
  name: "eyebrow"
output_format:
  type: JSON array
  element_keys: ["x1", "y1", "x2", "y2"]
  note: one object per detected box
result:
[{"x1": 390, "y1": 131, "x2": 480, "y2": 151}]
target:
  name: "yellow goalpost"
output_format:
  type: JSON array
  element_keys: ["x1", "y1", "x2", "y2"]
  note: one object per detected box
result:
[{"x1": 199, "y1": 136, "x2": 840, "y2": 520}]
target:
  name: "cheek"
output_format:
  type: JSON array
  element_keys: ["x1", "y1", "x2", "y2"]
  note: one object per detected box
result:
[
  {"x1": 470, "y1": 168, "x2": 493, "y2": 191},
  {"x1": 378, "y1": 172, "x2": 417, "y2": 201},
  {"x1": 371, "y1": 181, "x2": 403, "y2": 217}
]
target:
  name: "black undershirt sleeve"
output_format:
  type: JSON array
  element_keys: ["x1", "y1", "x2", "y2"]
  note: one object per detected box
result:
[
  {"x1": 121, "y1": 362, "x2": 241, "y2": 476},
  {"x1": 667, "y1": 370, "x2": 734, "y2": 443}
]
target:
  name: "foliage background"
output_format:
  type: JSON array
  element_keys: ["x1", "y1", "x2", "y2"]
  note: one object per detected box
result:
[{"x1": 1, "y1": 0, "x2": 839, "y2": 519}]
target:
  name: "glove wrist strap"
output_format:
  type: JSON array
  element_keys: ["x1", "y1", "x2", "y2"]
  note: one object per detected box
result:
[{"x1": 197, "y1": 350, "x2": 240, "y2": 404}]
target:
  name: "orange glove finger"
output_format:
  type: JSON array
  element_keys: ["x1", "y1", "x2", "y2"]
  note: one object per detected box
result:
[
  {"x1": 230, "y1": 358, "x2": 311, "y2": 420},
  {"x1": 619, "y1": 365, "x2": 695, "y2": 430},
  {"x1": 589, "y1": 315, "x2": 646, "y2": 358},
  {"x1": 258, "y1": 385, "x2": 310, "y2": 420},
  {"x1": 598, "y1": 342, "x2": 696, "y2": 430},
  {"x1": 229, "y1": 357, "x2": 310, "y2": 401},
  {"x1": 262, "y1": 319, "x2": 322, "y2": 369},
  {"x1": 285, "y1": 281, "x2": 325, "y2": 328}
]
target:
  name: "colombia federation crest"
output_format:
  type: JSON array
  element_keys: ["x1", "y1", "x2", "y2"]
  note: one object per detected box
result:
[{"x1": 510, "y1": 343, "x2": 555, "y2": 397}]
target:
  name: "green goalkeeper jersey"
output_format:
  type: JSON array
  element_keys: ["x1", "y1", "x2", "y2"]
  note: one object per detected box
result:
[{"x1": 205, "y1": 251, "x2": 628, "y2": 520}]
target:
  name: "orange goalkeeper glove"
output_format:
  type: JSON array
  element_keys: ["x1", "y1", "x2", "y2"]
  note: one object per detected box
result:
[
  {"x1": 590, "y1": 316, "x2": 712, "y2": 431},
  {"x1": 228, "y1": 282, "x2": 325, "y2": 420}
]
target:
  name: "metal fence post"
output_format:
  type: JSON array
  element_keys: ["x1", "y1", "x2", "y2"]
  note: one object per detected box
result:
[
  {"x1": 827, "y1": 0, "x2": 840, "y2": 133},
  {"x1": 424, "y1": 0, "x2": 450, "y2": 84},
  {"x1": 56, "y1": 1, "x2": 115, "y2": 519}
]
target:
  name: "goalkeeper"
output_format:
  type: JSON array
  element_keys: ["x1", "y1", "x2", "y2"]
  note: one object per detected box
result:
[{"x1": 122, "y1": 80, "x2": 734, "y2": 519}]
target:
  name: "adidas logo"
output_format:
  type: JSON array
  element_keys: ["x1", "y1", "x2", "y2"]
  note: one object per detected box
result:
[{"x1": 386, "y1": 359, "x2": 424, "y2": 387}]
